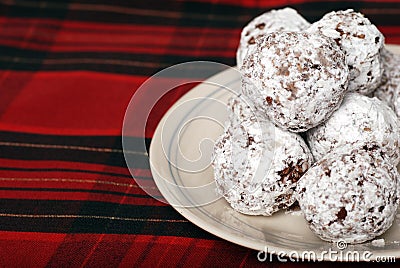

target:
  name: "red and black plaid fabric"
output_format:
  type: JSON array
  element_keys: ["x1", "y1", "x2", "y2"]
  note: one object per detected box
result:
[{"x1": 0, "y1": 0, "x2": 400, "y2": 267}]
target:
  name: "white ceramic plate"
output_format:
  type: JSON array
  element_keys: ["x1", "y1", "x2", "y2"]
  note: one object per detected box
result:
[{"x1": 149, "y1": 45, "x2": 400, "y2": 261}]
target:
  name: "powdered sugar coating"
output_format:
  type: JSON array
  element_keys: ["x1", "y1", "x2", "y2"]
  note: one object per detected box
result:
[
  {"x1": 374, "y1": 48, "x2": 400, "y2": 117},
  {"x1": 307, "y1": 9, "x2": 384, "y2": 94},
  {"x1": 236, "y1": 7, "x2": 310, "y2": 68},
  {"x1": 212, "y1": 95, "x2": 313, "y2": 216},
  {"x1": 241, "y1": 32, "x2": 348, "y2": 132},
  {"x1": 307, "y1": 93, "x2": 400, "y2": 166},
  {"x1": 295, "y1": 144, "x2": 399, "y2": 244},
  {"x1": 371, "y1": 239, "x2": 385, "y2": 247}
]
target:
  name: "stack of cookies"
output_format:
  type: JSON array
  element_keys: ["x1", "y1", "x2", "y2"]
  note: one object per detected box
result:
[{"x1": 212, "y1": 8, "x2": 400, "y2": 244}]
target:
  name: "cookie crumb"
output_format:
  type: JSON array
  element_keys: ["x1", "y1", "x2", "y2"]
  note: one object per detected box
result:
[{"x1": 371, "y1": 239, "x2": 385, "y2": 247}]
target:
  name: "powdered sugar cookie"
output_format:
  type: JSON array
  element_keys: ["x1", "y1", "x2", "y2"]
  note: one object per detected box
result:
[
  {"x1": 241, "y1": 32, "x2": 348, "y2": 132},
  {"x1": 374, "y1": 48, "x2": 400, "y2": 117},
  {"x1": 307, "y1": 93, "x2": 400, "y2": 165},
  {"x1": 236, "y1": 7, "x2": 310, "y2": 68},
  {"x1": 295, "y1": 143, "x2": 399, "y2": 244},
  {"x1": 307, "y1": 9, "x2": 384, "y2": 94},
  {"x1": 212, "y1": 95, "x2": 313, "y2": 215}
]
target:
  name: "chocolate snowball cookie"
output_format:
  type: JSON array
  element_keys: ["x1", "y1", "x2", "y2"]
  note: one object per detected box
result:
[
  {"x1": 212, "y1": 95, "x2": 313, "y2": 216},
  {"x1": 295, "y1": 143, "x2": 400, "y2": 244},
  {"x1": 307, "y1": 9, "x2": 384, "y2": 95},
  {"x1": 236, "y1": 7, "x2": 310, "y2": 68},
  {"x1": 307, "y1": 93, "x2": 400, "y2": 165},
  {"x1": 241, "y1": 32, "x2": 348, "y2": 132},
  {"x1": 374, "y1": 48, "x2": 400, "y2": 117}
]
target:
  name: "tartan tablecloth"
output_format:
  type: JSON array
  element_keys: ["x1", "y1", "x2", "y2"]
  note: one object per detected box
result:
[{"x1": 0, "y1": 0, "x2": 400, "y2": 267}]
